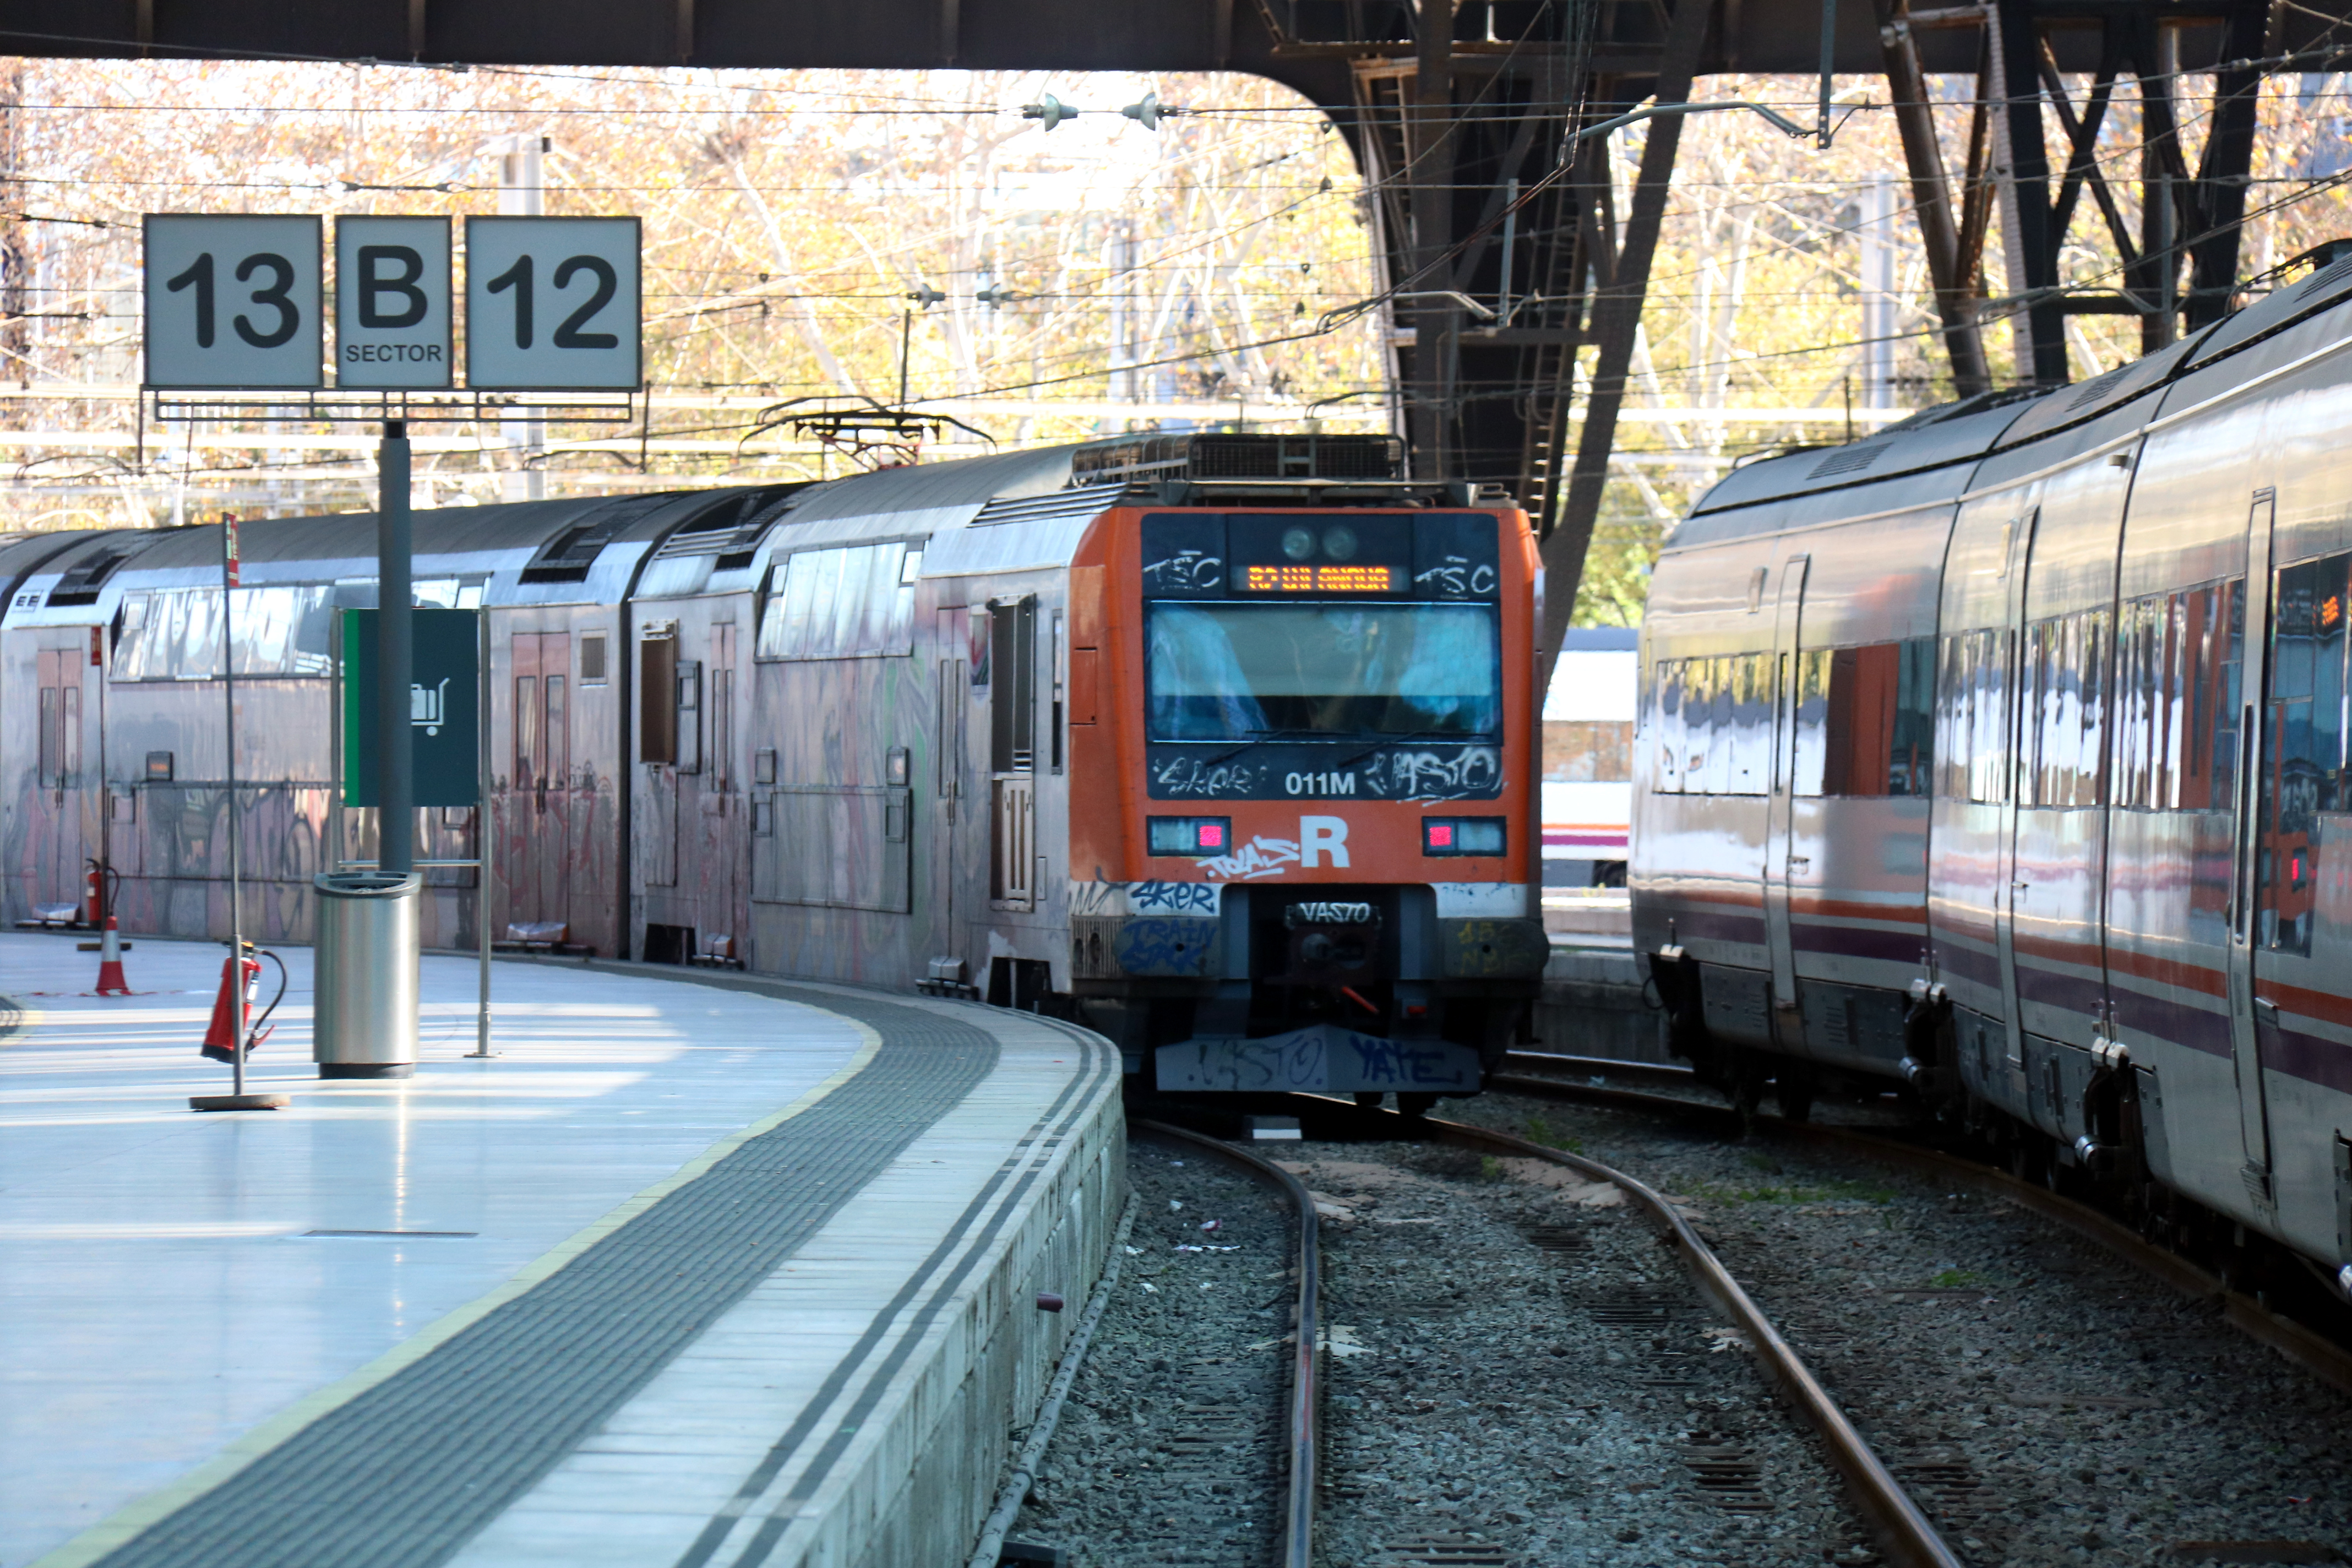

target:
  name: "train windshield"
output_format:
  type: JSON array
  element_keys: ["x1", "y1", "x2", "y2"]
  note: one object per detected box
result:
[{"x1": 1145, "y1": 602, "x2": 1499, "y2": 741}]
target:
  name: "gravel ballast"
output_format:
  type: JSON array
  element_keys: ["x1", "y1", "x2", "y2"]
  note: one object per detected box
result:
[
  {"x1": 1451, "y1": 1087, "x2": 2352, "y2": 1566},
  {"x1": 1000, "y1": 1123, "x2": 1882, "y2": 1567},
  {"x1": 996, "y1": 1135, "x2": 1298, "y2": 1566}
]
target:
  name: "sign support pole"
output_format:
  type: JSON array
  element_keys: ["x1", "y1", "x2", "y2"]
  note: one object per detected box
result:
[
  {"x1": 378, "y1": 421, "x2": 414, "y2": 876},
  {"x1": 469, "y1": 607, "x2": 494, "y2": 1058}
]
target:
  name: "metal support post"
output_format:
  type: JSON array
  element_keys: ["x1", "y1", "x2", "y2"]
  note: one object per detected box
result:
[
  {"x1": 2141, "y1": 18, "x2": 2180, "y2": 350},
  {"x1": 1536, "y1": 0, "x2": 1712, "y2": 677},
  {"x1": 378, "y1": 420, "x2": 413, "y2": 878},
  {"x1": 1991, "y1": 0, "x2": 2067, "y2": 386},
  {"x1": 1409, "y1": 0, "x2": 1455, "y2": 480},
  {"x1": 1860, "y1": 173, "x2": 1897, "y2": 411},
  {"x1": 470, "y1": 607, "x2": 494, "y2": 1058},
  {"x1": 1877, "y1": 1, "x2": 1992, "y2": 396}
]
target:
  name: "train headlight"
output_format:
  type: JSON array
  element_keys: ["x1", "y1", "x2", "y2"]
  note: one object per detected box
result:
[
  {"x1": 1147, "y1": 816, "x2": 1233, "y2": 856},
  {"x1": 1423, "y1": 816, "x2": 1506, "y2": 856}
]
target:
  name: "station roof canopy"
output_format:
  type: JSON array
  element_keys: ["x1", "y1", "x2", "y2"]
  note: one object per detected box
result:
[{"x1": 9, "y1": 1, "x2": 2350, "y2": 93}]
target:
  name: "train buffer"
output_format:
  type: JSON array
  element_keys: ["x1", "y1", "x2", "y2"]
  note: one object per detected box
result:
[{"x1": 0, "y1": 933, "x2": 1121, "y2": 1568}]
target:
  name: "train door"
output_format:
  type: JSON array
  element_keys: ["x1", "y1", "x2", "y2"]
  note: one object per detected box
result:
[
  {"x1": 1993, "y1": 508, "x2": 2039, "y2": 1072},
  {"x1": 1762, "y1": 554, "x2": 1809, "y2": 1020},
  {"x1": 706, "y1": 620, "x2": 739, "y2": 952},
  {"x1": 2228, "y1": 492, "x2": 2281, "y2": 1201},
  {"x1": 638, "y1": 628, "x2": 678, "y2": 893},
  {"x1": 988, "y1": 596, "x2": 1037, "y2": 912},
  {"x1": 33, "y1": 639, "x2": 96, "y2": 912},
  {"x1": 933, "y1": 606, "x2": 965, "y2": 953},
  {"x1": 511, "y1": 630, "x2": 573, "y2": 930}
]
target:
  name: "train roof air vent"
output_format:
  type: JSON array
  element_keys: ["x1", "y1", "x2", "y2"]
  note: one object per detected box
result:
[
  {"x1": 1069, "y1": 432, "x2": 1403, "y2": 487},
  {"x1": 517, "y1": 496, "x2": 668, "y2": 584},
  {"x1": 46, "y1": 549, "x2": 127, "y2": 607},
  {"x1": 2063, "y1": 367, "x2": 2131, "y2": 410},
  {"x1": 1806, "y1": 443, "x2": 1887, "y2": 480},
  {"x1": 2292, "y1": 246, "x2": 2352, "y2": 300},
  {"x1": 649, "y1": 487, "x2": 799, "y2": 570}
]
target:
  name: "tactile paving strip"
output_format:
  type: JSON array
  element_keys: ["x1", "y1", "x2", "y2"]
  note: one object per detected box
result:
[{"x1": 88, "y1": 987, "x2": 1001, "y2": 1568}]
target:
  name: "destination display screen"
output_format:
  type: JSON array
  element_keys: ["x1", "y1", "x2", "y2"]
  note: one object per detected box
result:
[
  {"x1": 1241, "y1": 563, "x2": 1401, "y2": 593},
  {"x1": 1139, "y1": 512, "x2": 1500, "y2": 603}
]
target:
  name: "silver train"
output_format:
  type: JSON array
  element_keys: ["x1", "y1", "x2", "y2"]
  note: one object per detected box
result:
[
  {"x1": 1637, "y1": 252, "x2": 2352, "y2": 1283},
  {"x1": 1, "y1": 433, "x2": 1547, "y2": 1098}
]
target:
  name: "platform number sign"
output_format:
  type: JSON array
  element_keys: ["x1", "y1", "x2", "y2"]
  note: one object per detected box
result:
[
  {"x1": 336, "y1": 215, "x2": 451, "y2": 389},
  {"x1": 142, "y1": 215, "x2": 323, "y2": 389},
  {"x1": 464, "y1": 216, "x2": 641, "y2": 390}
]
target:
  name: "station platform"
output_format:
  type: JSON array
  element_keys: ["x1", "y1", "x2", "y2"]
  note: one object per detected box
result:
[{"x1": 0, "y1": 935, "x2": 1124, "y2": 1568}]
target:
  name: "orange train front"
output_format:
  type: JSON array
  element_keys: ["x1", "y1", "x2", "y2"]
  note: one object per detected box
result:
[{"x1": 1062, "y1": 493, "x2": 1548, "y2": 1102}]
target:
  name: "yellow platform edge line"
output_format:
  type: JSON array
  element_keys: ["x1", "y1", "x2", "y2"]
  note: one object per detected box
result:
[{"x1": 28, "y1": 1015, "x2": 886, "y2": 1568}]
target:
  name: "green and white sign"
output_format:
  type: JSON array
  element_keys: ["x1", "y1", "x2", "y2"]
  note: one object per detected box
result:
[{"x1": 341, "y1": 608, "x2": 480, "y2": 808}]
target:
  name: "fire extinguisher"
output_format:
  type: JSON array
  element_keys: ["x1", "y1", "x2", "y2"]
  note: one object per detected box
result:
[
  {"x1": 83, "y1": 859, "x2": 118, "y2": 927},
  {"x1": 199, "y1": 943, "x2": 288, "y2": 1065}
]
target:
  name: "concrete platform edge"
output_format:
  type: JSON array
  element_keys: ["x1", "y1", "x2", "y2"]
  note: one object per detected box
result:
[{"x1": 473, "y1": 959, "x2": 1134, "y2": 1568}]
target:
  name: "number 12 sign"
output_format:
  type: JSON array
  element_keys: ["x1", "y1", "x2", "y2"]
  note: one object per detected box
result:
[
  {"x1": 143, "y1": 215, "x2": 323, "y2": 389},
  {"x1": 465, "y1": 216, "x2": 640, "y2": 391}
]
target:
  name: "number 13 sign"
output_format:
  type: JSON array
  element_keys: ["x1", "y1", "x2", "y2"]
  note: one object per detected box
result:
[
  {"x1": 465, "y1": 215, "x2": 640, "y2": 391},
  {"x1": 143, "y1": 215, "x2": 323, "y2": 389}
]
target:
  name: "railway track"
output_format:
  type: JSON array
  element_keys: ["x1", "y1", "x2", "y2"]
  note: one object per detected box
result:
[
  {"x1": 1324, "y1": 1099, "x2": 1965, "y2": 1568},
  {"x1": 1490, "y1": 1050, "x2": 2352, "y2": 1401}
]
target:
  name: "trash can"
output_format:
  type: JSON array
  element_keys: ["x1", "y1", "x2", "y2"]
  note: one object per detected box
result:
[{"x1": 313, "y1": 870, "x2": 421, "y2": 1079}]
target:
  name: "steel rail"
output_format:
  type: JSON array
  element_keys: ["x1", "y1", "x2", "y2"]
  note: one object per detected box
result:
[
  {"x1": 1491, "y1": 1057, "x2": 2352, "y2": 1401},
  {"x1": 1394, "y1": 1106, "x2": 1966, "y2": 1568},
  {"x1": 1131, "y1": 1119, "x2": 1322, "y2": 1568}
]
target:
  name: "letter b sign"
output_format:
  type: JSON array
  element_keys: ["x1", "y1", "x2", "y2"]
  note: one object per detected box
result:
[{"x1": 336, "y1": 216, "x2": 450, "y2": 388}]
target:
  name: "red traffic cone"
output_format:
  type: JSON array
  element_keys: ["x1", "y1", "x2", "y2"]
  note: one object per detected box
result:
[
  {"x1": 93, "y1": 916, "x2": 129, "y2": 997},
  {"x1": 200, "y1": 951, "x2": 260, "y2": 1064}
]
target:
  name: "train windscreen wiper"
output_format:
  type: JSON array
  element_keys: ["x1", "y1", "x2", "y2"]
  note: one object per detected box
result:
[{"x1": 1337, "y1": 730, "x2": 1484, "y2": 767}]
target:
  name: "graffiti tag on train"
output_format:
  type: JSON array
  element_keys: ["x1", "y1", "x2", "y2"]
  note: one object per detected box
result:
[
  {"x1": 1413, "y1": 555, "x2": 1499, "y2": 598},
  {"x1": 1131, "y1": 880, "x2": 1218, "y2": 913},
  {"x1": 1202, "y1": 835, "x2": 1301, "y2": 880},
  {"x1": 1150, "y1": 754, "x2": 1269, "y2": 798},
  {"x1": 1360, "y1": 744, "x2": 1502, "y2": 801},
  {"x1": 1069, "y1": 879, "x2": 1221, "y2": 917},
  {"x1": 1140, "y1": 550, "x2": 1223, "y2": 593}
]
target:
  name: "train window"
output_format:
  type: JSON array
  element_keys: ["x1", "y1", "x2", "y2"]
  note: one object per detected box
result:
[
  {"x1": 1934, "y1": 628, "x2": 2011, "y2": 803},
  {"x1": 113, "y1": 585, "x2": 335, "y2": 680},
  {"x1": 757, "y1": 542, "x2": 919, "y2": 660},
  {"x1": 2019, "y1": 609, "x2": 2111, "y2": 808},
  {"x1": 1650, "y1": 661, "x2": 1685, "y2": 793},
  {"x1": 1144, "y1": 602, "x2": 1500, "y2": 741},
  {"x1": 515, "y1": 676, "x2": 540, "y2": 786},
  {"x1": 991, "y1": 597, "x2": 1037, "y2": 772},
  {"x1": 1544, "y1": 721, "x2": 1632, "y2": 783},
  {"x1": 2113, "y1": 579, "x2": 2242, "y2": 810},
  {"x1": 1647, "y1": 654, "x2": 1770, "y2": 796},
  {"x1": 1792, "y1": 639, "x2": 1935, "y2": 797},
  {"x1": 639, "y1": 636, "x2": 678, "y2": 764},
  {"x1": 1049, "y1": 611, "x2": 1066, "y2": 774},
  {"x1": 2257, "y1": 554, "x2": 2350, "y2": 954}
]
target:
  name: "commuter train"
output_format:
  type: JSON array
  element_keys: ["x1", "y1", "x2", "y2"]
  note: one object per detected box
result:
[
  {"x1": 0, "y1": 433, "x2": 1547, "y2": 1101},
  {"x1": 1635, "y1": 249, "x2": 2352, "y2": 1283}
]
